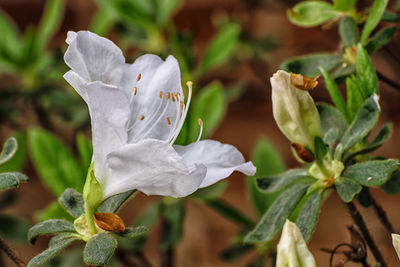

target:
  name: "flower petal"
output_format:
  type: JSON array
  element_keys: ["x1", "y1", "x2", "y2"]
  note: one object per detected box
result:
[
  {"x1": 63, "y1": 70, "x2": 88, "y2": 102},
  {"x1": 174, "y1": 140, "x2": 256, "y2": 188},
  {"x1": 84, "y1": 82, "x2": 130, "y2": 182},
  {"x1": 124, "y1": 55, "x2": 185, "y2": 143},
  {"x1": 64, "y1": 31, "x2": 125, "y2": 85},
  {"x1": 104, "y1": 139, "x2": 207, "y2": 199}
]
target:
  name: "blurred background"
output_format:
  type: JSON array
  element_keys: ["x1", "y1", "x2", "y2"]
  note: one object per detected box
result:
[{"x1": 0, "y1": 0, "x2": 399, "y2": 266}]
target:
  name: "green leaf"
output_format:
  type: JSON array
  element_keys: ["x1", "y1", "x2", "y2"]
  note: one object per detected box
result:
[
  {"x1": 346, "y1": 76, "x2": 365, "y2": 122},
  {"x1": 0, "y1": 214, "x2": 30, "y2": 242},
  {"x1": 340, "y1": 97, "x2": 379, "y2": 151},
  {"x1": 84, "y1": 233, "x2": 116, "y2": 266},
  {"x1": 257, "y1": 169, "x2": 311, "y2": 193},
  {"x1": 381, "y1": 169, "x2": 400, "y2": 195},
  {"x1": 76, "y1": 133, "x2": 92, "y2": 173},
  {"x1": 287, "y1": 1, "x2": 338, "y2": 27},
  {"x1": 295, "y1": 188, "x2": 324, "y2": 241},
  {"x1": 58, "y1": 188, "x2": 84, "y2": 218},
  {"x1": 334, "y1": 0, "x2": 356, "y2": 11},
  {"x1": 90, "y1": 6, "x2": 115, "y2": 35},
  {"x1": 37, "y1": 0, "x2": 65, "y2": 51},
  {"x1": 154, "y1": 0, "x2": 182, "y2": 25},
  {"x1": 0, "y1": 10, "x2": 22, "y2": 64},
  {"x1": 0, "y1": 133, "x2": 27, "y2": 173},
  {"x1": 244, "y1": 182, "x2": 310, "y2": 243},
  {"x1": 343, "y1": 159, "x2": 398, "y2": 186},
  {"x1": 36, "y1": 201, "x2": 74, "y2": 222},
  {"x1": 365, "y1": 26, "x2": 397, "y2": 54},
  {"x1": 0, "y1": 137, "x2": 18, "y2": 165},
  {"x1": 28, "y1": 128, "x2": 84, "y2": 195},
  {"x1": 28, "y1": 219, "x2": 75, "y2": 244},
  {"x1": 314, "y1": 137, "x2": 327, "y2": 161},
  {"x1": 220, "y1": 243, "x2": 253, "y2": 261},
  {"x1": 190, "y1": 182, "x2": 227, "y2": 201},
  {"x1": 161, "y1": 200, "x2": 185, "y2": 249},
  {"x1": 200, "y1": 22, "x2": 240, "y2": 72},
  {"x1": 317, "y1": 104, "x2": 348, "y2": 145},
  {"x1": 381, "y1": 11, "x2": 400, "y2": 22},
  {"x1": 339, "y1": 16, "x2": 360, "y2": 47},
  {"x1": 335, "y1": 176, "x2": 362, "y2": 202},
  {"x1": 281, "y1": 53, "x2": 341, "y2": 77},
  {"x1": 188, "y1": 82, "x2": 226, "y2": 141},
  {"x1": 361, "y1": 0, "x2": 389, "y2": 43},
  {"x1": 98, "y1": 190, "x2": 137, "y2": 213},
  {"x1": 356, "y1": 44, "x2": 378, "y2": 96},
  {"x1": 107, "y1": 0, "x2": 154, "y2": 31},
  {"x1": 0, "y1": 172, "x2": 28, "y2": 190},
  {"x1": 319, "y1": 68, "x2": 348, "y2": 120},
  {"x1": 116, "y1": 226, "x2": 148, "y2": 238},
  {"x1": 207, "y1": 199, "x2": 255, "y2": 229},
  {"x1": 248, "y1": 138, "x2": 285, "y2": 215},
  {"x1": 28, "y1": 233, "x2": 79, "y2": 267}
]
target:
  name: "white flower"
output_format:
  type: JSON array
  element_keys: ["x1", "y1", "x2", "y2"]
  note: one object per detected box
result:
[
  {"x1": 63, "y1": 31, "x2": 256, "y2": 200},
  {"x1": 276, "y1": 220, "x2": 316, "y2": 267},
  {"x1": 271, "y1": 70, "x2": 322, "y2": 151},
  {"x1": 392, "y1": 233, "x2": 400, "y2": 260}
]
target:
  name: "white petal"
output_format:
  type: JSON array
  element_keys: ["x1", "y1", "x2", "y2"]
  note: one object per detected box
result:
[
  {"x1": 174, "y1": 140, "x2": 256, "y2": 188},
  {"x1": 63, "y1": 70, "x2": 88, "y2": 103},
  {"x1": 124, "y1": 55, "x2": 185, "y2": 143},
  {"x1": 104, "y1": 139, "x2": 207, "y2": 199},
  {"x1": 64, "y1": 31, "x2": 125, "y2": 85},
  {"x1": 84, "y1": 82, "x2": 130, "y2": 182},
  {"x1": 392, "y1": 233, "x2": 400, "y2": 260}
]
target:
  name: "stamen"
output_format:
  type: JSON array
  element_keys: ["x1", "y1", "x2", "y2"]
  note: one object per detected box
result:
[
  {"x1": 132, "y1": 87, "x2": 138, "y2": 95},
  {"x1": 167, "y1": 117, "x2": 172, "y2": 125},
  {"x1": 160, "y1": 91, "x2": 163, "y2": 99},
  {"x1": 172, "y1": 93, "x2": 176, "y2": 102},
  {"x1": 136, "y1": 73, "x2": 141, "y2": 82},
  {"x1": 196, "y1": 118, "x2": 203, "y2": 142},
  {"x1": 140, "y1": 115, "x2": 145, "y2": 120},
  {"x1": 180, "y1": 101, "x2": 184, "y2": 110},
  {"x1": 166, "y1": 93, "x2": 170, "y2": 100}
]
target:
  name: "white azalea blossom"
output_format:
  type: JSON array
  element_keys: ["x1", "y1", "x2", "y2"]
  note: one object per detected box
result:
[
  {"x1": 276, "y1": 220, "x2": 316, "y2": 267},
  {"x1": 63, "y1": 31, "x2": 255, "y2": 200},
  {"x1": 271, "y1": 70, "x2": 322, "y2": 151}
]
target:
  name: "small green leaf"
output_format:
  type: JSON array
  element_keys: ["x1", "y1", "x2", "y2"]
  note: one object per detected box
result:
[
  {"x1": 161, "y1": 200, "x2": 185, "y2": 249},
  {"x1": 257, "y1": 169, "x2": 310, "y2": 193},
  {"x1": 314, "y1": 137, "x2": 327, "y2": 161},
  {"x1": 288, "y1": 1, "x2": 338, "y2": 27},
  {"x1": 335, "y1": 176, "x2": 362, "y2": 202},
  {"x1": 356, "y1": 44, "x2": 378, "y2": 96},
  {"x1": 317, "y1": 104, "x2": 348, "y2": 145},
  {"x1": 0, "y1": 10, "x2": 22, "y2": 64},
  {"x1": 0, "y1": 214, "x2": 30, "y2": 242},
  {"x1": 244, "y1": 182, "x2": 310, "y2": 244},
  {"x1": 84, "y1": 233, "x2": 116, "y2": 266},
  {"x1": 381, "y1": 169, "x2": 400, "y2": 195},
  {"x1": 116, "y1": 226, "x2": 148, "y2": 238},
  {"x1": 365, "y1": 26, "x2": 397, "y2": 54},
  {"x1": 76, "y1": 133, "x2": 92, "y2": 173},
  {"x1": 98, "y1": 190, "x2": 137, "y2": 213},
  {"x1": 361, "y1": 0, "x2": 389, "y2": 43},
  {"x1": 207, "y1": 199, "x2": 255, "y2": 229},
  {"x1": 340, "y1": 97, "x2": 379, "y2": 151},
  {"x1": 339, "y1": 16, "x2": 360, "y2": 47},
  {"x1": 295, "y1": 188, "x2": 325, "y2": 241},
  {"x1": 200, "y1": 22, "x2": 240, "y2": 72},
  {"x1": 154, "y1": 0, "x2": 182, "y2": 25},
  {"x1": 0, "y1": 172, "x2": 28, "y2": 190},
  {"x1": 281, "y1": 53, "x2": 341, "y2": 77},
  {"x1": 334, "y1": 0, "x2": 356, "y2": 11},
  {"x1": 0, "y1": 137, "x2": 18, "y2": 165},
  {"x1": 35, "y1": 201, "x2": 74, "y2": 222},
  {"x1": 190, "y1": 182, "x2": 227, "y2": 201},
  {"x1": 90, "y1": 4, "x2": 115, "y2": 35},
  {"x1": 58, "y1": 188, "x2": 84, "y2": 218},
  {"x1": 28, "y1": 219, "x2": 75, "y2": 244},
  {"x1": 344, "y1": 159, "x2": 398, "y2": 186},
  {"x1": 28, "y1": 233, "x2": 79, "y2": 267},
  {"x1": 381, "y1": 11, "x2": 400, "y2": 22},
  {"x1": 0, "y1": 133, "x2": 27, "y2": 173},
  {"x1": 346, "y1": 76, "x2": 365, "y2": 122},
  {"x1": 37, "y1": 0, "x2": 65, "y2": 51},
  {"x1": 107, "y1": 0, "x2": 154, "y2": 31}
]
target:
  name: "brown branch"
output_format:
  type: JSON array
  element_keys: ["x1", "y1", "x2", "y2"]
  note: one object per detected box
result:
[
  {"x1": 377, "y1": 71, "x2": 400, "y2": 92},
  {"x1": 370, "y1": 196, "x2": 394, "y2": 234},
  {"x1": 0, "y1": 236, "x2": 25, "y2": 267}
]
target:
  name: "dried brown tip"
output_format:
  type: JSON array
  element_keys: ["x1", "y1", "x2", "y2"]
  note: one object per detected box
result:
[
  {"x1": 290, "y1": 73, "x2": 320, "y2": 91},
  {"x1": 94, "y1": 212, "x2": 126, "y2": 232},
  {"x1": 291, "y1": 143, "x2": 314, "y2": 162}
]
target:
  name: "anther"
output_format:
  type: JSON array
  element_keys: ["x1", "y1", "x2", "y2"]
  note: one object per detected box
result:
[
  {"x1": 196, "y1": 118, "x2": 203, "y2": 142},
  {"x1": 180, "y1": 101, "x2": 184, "y2": 110},
  {"x1": 172, "y1": 93, "x2": 176, "y2": 102},
  {"x1": 132, "y1": 87, "x2": 138, "y2": 95},
  {"x1": 160, "y1": 91, "x2": 163, "y2": 99},
  {"x1": 167, "y1": 117, "x2": 172, "y2": 125},
  {"x1": 140, "y1": 115, "x2": 145, "y2": 120},
  {"x1": 136, "y1": 73, "x2": 141, "y2": 82}
]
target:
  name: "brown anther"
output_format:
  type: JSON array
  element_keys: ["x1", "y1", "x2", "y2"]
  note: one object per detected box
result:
[
  {"x1": 290, "y1": 73, "x2": 320, "y2": 91},
  {"x1": 176, "y1": 93, "x2": 180, "y2": 101},
  {"x1": 132, "y1": 87, "x2": 138, "y2": 95},
  {"x1": 160, "y1": 91, "x2": 163, "y2": 99},
  {"x1": 167, "y1": 117, "x2": 171, "y2": 125},
  {"x1": 198, "y1": 118, "x2": 203, "y2": 126},
  {"x1": 136, "y1": 73, "x2": 141, "y2": 82},
  {"x1": 291, "y1": 143, "x2": 314, "y2": 162},
  {"x1": 140, "y1": 115, "x2": 145, "y2": 120},
  {"x1": 166, "y1": 93, "x2": 170, "y2": 99},
  {"x1": 172, "y1": 93, "x2": 176, "y2": 102},
  {"x1": 180, "y1": 101, "x2": 184, "y2": 110},
  {"x1": 94, "y1": 212, "x2": 126, "y2": 232}
]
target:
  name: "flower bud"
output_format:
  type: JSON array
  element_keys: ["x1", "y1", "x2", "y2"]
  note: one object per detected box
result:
[
  {"x1": 271, "y1": 70, "x2": 322, "y2": 151},
  {"x1": 276, "y1": 220, "x2": 316, "y2": 267}
]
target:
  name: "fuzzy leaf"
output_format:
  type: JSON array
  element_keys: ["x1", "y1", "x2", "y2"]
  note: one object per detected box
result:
[
  {"x1": 335, "y1": 176, "x2": 362, "y2": 202},
  {"x1": 58, "y1": 188, "x2": 84, "y2": 218},
  {"x1": 116, "y1": 226, "x2": 148, "y2": 238},
  {"x1": 0, "y1": 133, "x2": 27, "y2": 173},
  {"x1": 339, "y1": 16, "x2": 360, "y2": 47},
  {"x1": 281, "y1": 53, "x2": 341, "y2": 77},
  {"x1": 84, "y1": 233, "x2": 116, "y2": 266},
  {"x1": 287, "y1": 1, "x2": 338, "y2": 27},
  {"x1": 381, "y1": 169, "x2": 400, "y2": 195},
  {"x1": 356, "y1": 44, "x2": 378, "y2": 96},
  {"x1": 98, "y1": 190, "x2": 137, "y2": 213},
  {"x1": 190, "y1": 182, "x2": 227, "y2": 201},
  {"x1": 317, "y1": 104, "x2": 348, "y2": 145},
  {"x1": 314, "y1": 137, "x2": 328, "y2": 161},
  {"x1": 0, "y1": 172, "x2": 28, "y2": 190},
  {"x1": 257, "y1": 169, "x2": 310, "y2": 193},
  {"x1": 28, "y1": 219, "x2": 75, "y2": 244},
  {"x1": 361, "y1": 0, "x2": 389, "y2": 43},
  {"x1": 365, "y1": 26, "x2": 397, "y2": 54},
  {"x1": 0, "y1": 137, "x2": 18, "y2": 165},
  {"x1": 344, "y1": 159, "x2": 398, "y2": 186},
  {"x1": 346, "y1": 76, "x2": 365, "y2": 122}
]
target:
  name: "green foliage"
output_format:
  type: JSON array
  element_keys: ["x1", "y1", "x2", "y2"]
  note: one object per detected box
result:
[
  {"x1": 0, "y1": 172, "x2": 28, "y2": 190},
  {"x1": 335, "y1": 176, "x2": 362, "y2": 202},
  {"x1": 281, "y1": 54, "x2": 341, "y2": 77},
  {"x1": 116, "y1": 226, "x2": 148, "y2": 238},
  {"x1": 59, "y1": 188, "x2": 85, "y2": 218},
  {"x1": 28, "y1": 219, "x2": 75, "y2": 244},
  {"x1": 381, "y1": 170, "x2": 400, "y2": 195},
  {"x1": 356, "y1": 44, "x2": 378, "y2": 96},
  {"x1": 154, "y1": 0, "x2": 182, "y2": 25},
  {"x1": 0, "y1": 137, "x2": 18, "y2": 165},
  {"x1": 207, "y1": 199, "x2": 255, "y2": 229},
  {"x1": 334, "y1": 0, "x2": 356, "y2": 12},
  {"x1": 84, "y1": 233, "x2": 116, "y2": 266},
  {"x1": 365, "y1": 27, "x2": 397, "y2": 54},
  {"x1": 161, "y1": 200, "x2": 185, "y2": 249},
  {"x1": 317, "y1": 104, "x2": 348, "y2": 145},
  {"x1": 361, "y1": 0, "x2": 389, "y2": 43},
  {"x1": 287, "y1": 1, "x2": 338, "y2": 27},
  {"x1": 314, "y1": 137, "x2": 328, "y2": 161},
  {"x1": 339, "y1": 16, "x2": 360, "y2": 48},
  {"x1": 0, "y1": 214, "x2": 30, "y2": 242},
  {"x1": 190, "y1": 182, "x2": 227, "y2": 202},
  {"x1": 256, "y1": 169, "x2": 310, "y2": 193},
  {"x1": 98, "y1": 190, "x2": 137, "y2": 213},
  {"x1": 36, "y1": 201, "x2": 74, "y2": 222},
  {"x1": 346, "y1": 76, "x2": 364, "y2": 122},
  {"x1": 0, "y1": 133, "x2": 27, "y2": 173}
]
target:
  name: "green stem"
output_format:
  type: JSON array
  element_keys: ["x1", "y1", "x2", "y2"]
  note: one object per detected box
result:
[{"x1": 84, "y1": 202, "x2": 97, "y2": 236}]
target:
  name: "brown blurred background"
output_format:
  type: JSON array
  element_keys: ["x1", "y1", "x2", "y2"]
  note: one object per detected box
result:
[{"x1": 1, "y1": 0, "x2": 400, "y2": 266}]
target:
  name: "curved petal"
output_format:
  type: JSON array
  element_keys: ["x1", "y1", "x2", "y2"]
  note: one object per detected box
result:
[
  {"x1": 174, "y1": 140, "x2": 256, "y2": 188},
  {"x1": 104, "y1": 139, "x2": 207, "y2": 199},
  {"x1": 124, "y1": 55, "x2": 185, "y2": 143},
  {"x1": 64, "y1": 31, "x2": 125, "y2": 86},
  {"x1": 63, "y1": 70, "x2": 88, "y2": 102},
  {"x1": 84, "y1": 82, "x2": 130, "y2": 182}
]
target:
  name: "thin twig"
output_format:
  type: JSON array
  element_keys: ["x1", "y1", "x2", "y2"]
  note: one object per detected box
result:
[
  {"x1": 0, "y1": 236, "x2": 25, "y2": 267},
  {"x1": 345, "y1": 202, "x2": 387, "y2": 267},
  {"x1": 377, "y1": 71, "x2": 400, "y2": 92},
  {"x1": 160, "y1": 247, "x2": 174, "y2": 267},
  {"x1": 370, "y1": 196, "x2": 394, "y2": 234}
]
